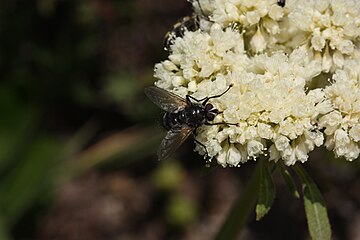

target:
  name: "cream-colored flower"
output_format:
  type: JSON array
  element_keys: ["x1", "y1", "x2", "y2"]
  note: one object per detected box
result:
[
  {"x1": 191, "y1": 0, "x2": 288, "y2": 54},
  {"x1": 154, "y1": 24, "x2": 248, "y2": 96},
  {"x1": 289, "y1": 0, "x2": 360, "y2": 72},
  {"x1": 319, "y1": 69, "x2": 360, "y2": 161},
  {"x1": 151, "y1": 0, "x2": 360, "y2": 166},
  {"x1": 154, "y1": 25, "x2": 332, "y2": 166},
  {"x1": 192, "y1": 0, "x2": 285, "y2": 28}
]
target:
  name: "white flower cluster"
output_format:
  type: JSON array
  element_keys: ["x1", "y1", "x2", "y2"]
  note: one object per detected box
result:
[
  {"x1": 153, "y1": 0, "x2": 360, "y2": 166},
  {"x1": 319, "y1": 69, "x2": 360, "y2": 161},
  {"x1": 289, "y1": 0, "x2": 360, "y2": 72},
  {"x1": 192, "y1": 0, "x2": 287, "y2": 53}
]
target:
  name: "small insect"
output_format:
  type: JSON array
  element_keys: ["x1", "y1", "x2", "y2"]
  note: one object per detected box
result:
[
  {"x1": 163, "y1": 0, "x2": 210, "y2": 51},
  {"x1": 163, "y1": 15, "x2": 200, "y2": 51},
  {"x1": 144, "y1": 84, "x2": 235, "y2": 161},
  {"x1": 277, "y1": 0, "x2": 285, "y2": 7}
]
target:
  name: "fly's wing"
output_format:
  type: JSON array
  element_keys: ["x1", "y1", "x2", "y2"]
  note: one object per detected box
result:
[
  {"x1": 144, "y1": 86, "x2": 187, "y2": 112},
  {"x1": 158, "y1": 125, "x2": 193, "y2": 161}
]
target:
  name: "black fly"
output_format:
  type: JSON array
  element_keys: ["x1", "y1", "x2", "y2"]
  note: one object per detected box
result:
[{"x1": 144, "y1": 84, "x2": 235, "y2": 161}]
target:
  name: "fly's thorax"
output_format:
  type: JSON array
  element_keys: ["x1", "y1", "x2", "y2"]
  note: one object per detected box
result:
[{"x1": 184, "y1": 104, "x2": 206, "y2": 127}]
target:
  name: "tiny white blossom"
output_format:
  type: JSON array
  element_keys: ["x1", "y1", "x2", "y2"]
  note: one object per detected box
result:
[
  {"x1": 289, "y1": 0, "x2": 360, "y2": 72},
  {"x1": 250, "y1": 28, "x2": 268, "y2": 53},
  {"x1": 217, "y1": 142, "x2": 245, "y2": 167}
]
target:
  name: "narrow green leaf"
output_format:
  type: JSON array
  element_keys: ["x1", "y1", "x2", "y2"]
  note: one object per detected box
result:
[
  {"x1": 214, "y1": 161, "x2": 262, "y2": 240},
  {"x1": 279, "y1": 164, "x2": 300, "y2": 199},
  {"x1": 294, "y1": 164, "x2": 331, "y2": 240},
  {"x1": 256, "y1": 160, "x2": 276, "y2": 221}
]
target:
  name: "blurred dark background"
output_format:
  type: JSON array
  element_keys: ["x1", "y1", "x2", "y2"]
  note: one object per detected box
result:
[{"x1": 0, "y1": 0, "x2": 360, "y2": 239}]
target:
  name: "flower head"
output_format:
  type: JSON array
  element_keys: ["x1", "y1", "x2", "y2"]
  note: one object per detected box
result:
[
  {"x1": 152, "y1": 0, "x2": 360, "y2": 166},
  {"x1": 154, "y1": 26, "x2": 332, "y2": 166},
  {"x1": 319, "y1": 69, "x2": 360, "y2": 161}
]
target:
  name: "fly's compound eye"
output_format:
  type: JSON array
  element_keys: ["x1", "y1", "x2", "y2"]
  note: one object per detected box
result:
[
  {"x1": 205, "y1": 104, "x2": 219, "y2": 121},
  {"x1": 206, "y1": 112, "x2": 216, "y2": 121},
  {"x1": 205, "y1": 103, "x2": 214, "y2": 111}
]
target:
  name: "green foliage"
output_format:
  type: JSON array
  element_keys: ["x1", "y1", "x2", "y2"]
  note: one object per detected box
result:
[
  {"x1": 0, "y1": 137, "x2": 62, "y2": 226},
  {"x1": 256, "y1": 160, "x2": 276, "y2": 221},
  {"x1": 0, "y1": 90, "x2": 38, "y2": 175},
  {"x1": 0, "y1": 86, "x2": 66, "y2": 234},
  {"x1": 294, "y1": 165, "x2": 332, "y2": 240},
  {"x1": 0, "y1": 218, "x2": 10, "y2": 240},
  {"x1": 165, "y1": 195, "x2": 198, "y2": 228},
  {"x1": 152, "y1": 161, "x2": 185, "y2": 192},
  {"x1": 279, "y1": 163, "x2": 300, "y2": 199},
  {"x1": 214, "y1": 162, "x2": 262, "y2": 240},
  {"x1": 215, "y1": 161, "x2": 333, "y2": 240},
  {"x1": 0, "y1": 1, "x2": 157, "y2": 237}
]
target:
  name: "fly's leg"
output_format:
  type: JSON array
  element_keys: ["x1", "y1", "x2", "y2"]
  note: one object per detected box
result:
[
  {"x1": 194, "y1": 138, "x2": 210, "y2": 160},
  {"x1": 186, "y1": 95, "x2": 206, "y2": 103},
  {"x1": 185, "y1": 84, "x2": 234, "y2": 104},
  {"x1": 195, "y1": 0, "x2": 206, "y2": 17},
  {"x1": 205, "y1": 122, "x2": 238, "y2": 126},
  {"x1": 202, "y1": 84, "x2": 233, "y2": 105}
]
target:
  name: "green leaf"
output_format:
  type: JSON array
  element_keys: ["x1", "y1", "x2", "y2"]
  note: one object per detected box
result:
[
  {"x1": 279, "y1": 164, "x2": 300, "y2": 199},
  {"x1": 0, "y1": 90, "x2": 39, "y2": 174},
  {"x1": 294, "y1": 164, "x2": 331, "y2": 240},
  {"x1": 214, "y1": 161, "x2": 262, "y2": 240},
  {"x1": 0, "y1": 137, "x2": 63, "y2": 226},
  {"x1": 256, "y1": 160, "x2": 276, "y2": 221}
]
